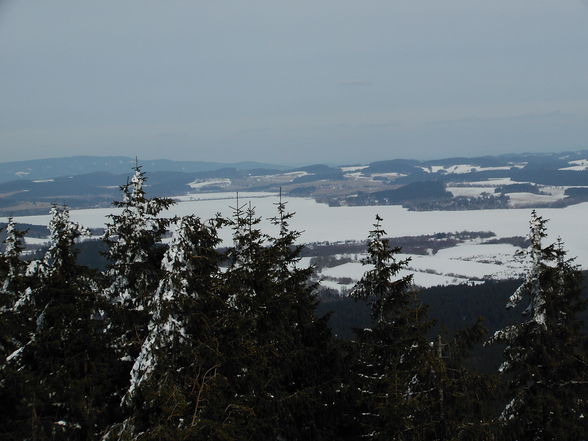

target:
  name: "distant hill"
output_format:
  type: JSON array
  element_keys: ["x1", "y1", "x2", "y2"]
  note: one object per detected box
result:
[
  {"x1": 0, "y1": 156, "x2": 288, "y2": 184},
  {"x1": 1, "y1": 149, "x2": 588, "y2": 215}
]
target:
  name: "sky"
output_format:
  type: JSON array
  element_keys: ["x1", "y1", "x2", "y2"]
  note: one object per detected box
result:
[{"x1": 1, "y1": 0, "x2": 588, "y2": 166}]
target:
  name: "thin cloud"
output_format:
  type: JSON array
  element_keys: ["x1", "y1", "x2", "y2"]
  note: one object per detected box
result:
[
  {"x1": 340, "y1": 80, "x2": 372, "y2": 87},
  {"x1": 425, "y1": 111, "x2": 576, "y2": 126}
]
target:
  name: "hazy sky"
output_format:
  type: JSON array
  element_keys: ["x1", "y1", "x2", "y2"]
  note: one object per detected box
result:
[{"x1": 1, "y1": 0, "x2": 588, "y2": 165}]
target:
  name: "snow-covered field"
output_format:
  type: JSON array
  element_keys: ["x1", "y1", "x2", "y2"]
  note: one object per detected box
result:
[
  {"x1": 559, "y1": 158, "x2": 588, "y2": 171},
  {"x1": 418, "y1": 164, "x2": 525, "y2": 174},
  {"x1": 3, "y1": 192, "x2": 587, "y2": 290},
  {"x1": 446, "y1": 178, "x2": 588, "y2": 208},
  {"x1": 313, "y1": 243, "x2": 524, "y2": 290},
  {"x1": 187, "y1": 178, "x2": 231, "y2": 190}
]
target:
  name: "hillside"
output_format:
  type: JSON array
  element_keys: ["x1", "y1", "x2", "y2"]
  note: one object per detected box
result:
[{"x1": 1, "y1": 150, "x2": 588, "y2": 216}]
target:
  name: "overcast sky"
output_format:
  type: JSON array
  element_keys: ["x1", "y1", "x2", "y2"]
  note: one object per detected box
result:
[{"x1": 1, "y1": 0, "x2": 588, "y2": 165}]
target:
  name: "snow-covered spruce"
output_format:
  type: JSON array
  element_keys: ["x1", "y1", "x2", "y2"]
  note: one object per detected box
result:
[
  {"x1": 488, "y1": 211, "x2": 552, "y2": 356},
  {"x1": 0, "y1": 204, "x2": 118, "y2": 440},
  {"x1": 124, "y1": 216, "x2": 192, "y2": 401},
  {"x1": 488, "y1": 210, "x2": 588, "y2": 438},
  {"x1": 39, "y1": 205, "x2": 90, "y2": 280},
  {"x1": 0, "y1": 218, "x2": 28, "y2": 359},
  {"x1": 102, "y1": 165, "x2": 173, "y2": 310},
  {"x1": 1, "y1": 218, "x2": 27, "y2": 295},
  {"x1": 505, "y1": 210, "x2": 550, "y2": 327},
  {"x1": 4, "y1": 206, "x2": 89, "y2": 362},
  {"x1": 0, "y1": 220, "x2": 28, "y2": 364},
  {"x1": 123, "y1": 215, "x2": 219, "y2": 405}
]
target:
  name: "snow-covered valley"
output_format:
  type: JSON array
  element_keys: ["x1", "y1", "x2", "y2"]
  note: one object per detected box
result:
[{"x1": 3, "y1": 191, "x2": 587, "y2": 292}]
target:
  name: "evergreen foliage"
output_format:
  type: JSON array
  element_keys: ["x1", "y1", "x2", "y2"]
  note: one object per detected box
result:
[
  {"x1": 103, "y1": 164, "x2": 174, "y2": 310},
  {"x1": 105, "y1": 214, "x2": 227, "y2": 441},
  {"x1": 0, "y1": 218, "x2": 28, "y2": 360},
  {"x1": 0, "y1": 169, "x2": 586, "y2": 441},
  {"x1": 350, "y1": 214, "x2": 434, "y2": 440},
  {"x1": 0, "y1": 206, "x2": 123, "y2": 440},
  {"x1": 489, "y1": 210, "x2": 588, "y2": 440},
  {"x1": 351, "y1": 215, "x2": 501, "y2": 441},
  {"x1": 0, "y1": 217, "x2": 27, "y2": 296},
  {"x1": 101, "y1": 165, "x2": 175, "y2": 422},
  {"x1": 218, "y1": 194, "x2": 340, "y2": 440}
]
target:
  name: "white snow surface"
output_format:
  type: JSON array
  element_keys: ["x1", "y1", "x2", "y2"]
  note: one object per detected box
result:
[
  {"x1": 187, "y1": 178, "x2": 231, "y2": 190},
  {"x1": 340, "y1": 165, "x2": 369, "y2": 172},
  {"x1": 507, "y1": 192, "x2": 565, "y2": 207},
  {"x1": 419, "y1": 165, "x2": 515, "y2": 174},
  {"x1": 559, "y1": 159, "x2": 588, "y2": 171},
  {"x1": 248, "y1": 171, "x2": 312, "y2": 183},
  {"x1": 174, "y1": 191, "x2": 277, "y2": 202},
  {"x1": 319, "y1": 260, "x2": 481, "y2": 288},
  {"x1": 446, "y1": 178, "x2": 528, "y2": 197},
  {"x1": 371, "y1": 172, "x2": 406, "y2": 179},
  {"x1": 319, "y1": 279, "x2": 355, "y2": 292},
  {"x1": 281, "y1": 171, "x2": 311, "y2": 178},
  {"x1": 320, "y1": 262, "x2": 367, "y2": 280},
  {"x1": 4, "y1": 194, "x2": 588, "y2": 274},
  {"x1": 24, "y1": 237, "x2": 50, "y2": 245},
  {"x1": 343, "y1": 172, "x2": 376, "y2": 181},
  {"x1": 447, "y1": 187, "x2": 496, "y2": 197},
  {"x1": 465, "y1": 178, "x2": 529, "y2": 187},
  {"x1": 448, "y1": 182, "x2": 576, "y2": 206}
]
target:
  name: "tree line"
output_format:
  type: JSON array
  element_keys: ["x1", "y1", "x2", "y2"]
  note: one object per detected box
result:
[{"x1": 0, "y1": 166, "x2": 587, "y2": 441}]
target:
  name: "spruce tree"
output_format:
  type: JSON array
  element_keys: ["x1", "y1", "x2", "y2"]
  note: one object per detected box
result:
[
  {"x1": 101, "y1": 165, "x2": 175, "y2": 414},
  {"x1": 0, "y1": 218, "x2": 28, "y2": 360},
  {"x1": 218, "y1": 199, "x2": 282, "y2": 439},
  {"x1": 263, "y1": 193, "x2": 341, "y2": 441},
  {"x1": 489, "y1": 210, "x2": 588, "y2": 440},
  {"x1": 0, "y1": 218, "x2": 27, "y2": 298},
  {"x1": 104, "y1": 214, "x2": 228, "y2": 440},
  {"x1": 351, "y1": 214, "x2": 434, "y2": 441},
  {"x1": 0, "y1": 205, "x2": 122, "y2": 440},
  {"x1": 420, "y1": 323, "x2": 500, "y2": 441},
  {"x1": 219, "y1": 195, "x2": 340, "y2": 440},
  {"x1": 103, "y1": 164, "x2": 174, "y2": 311}
]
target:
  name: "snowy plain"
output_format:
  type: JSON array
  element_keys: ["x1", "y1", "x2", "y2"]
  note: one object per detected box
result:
[{"x1": 3, "y1": 192, "x2": 587, "y2": 289}]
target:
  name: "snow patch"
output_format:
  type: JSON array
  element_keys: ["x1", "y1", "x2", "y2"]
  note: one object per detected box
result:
[
  {"x1": 419, "y1": 164, "x2": 515, "y2": 174},
  {"x1": 344, "y1": 172, "x2": 376, "y2": 182},
  {"x1": 340, "y1": 165, "x2": 369, "y2": 172},
  {"x1": 187, "y1": 178, "x2": 231, "y2": 190},
  {"x1": 507, "y1": 192, "x2": 566, "y2": 208},
  {"x1": 559, "y1": 159, "x2": 588, "y2": 171},
  {"x1": 249, "y1": 171, "x2": 312, "y2": 182},
  {"x1": 447, "y1": 187, "x2": 496, "y2": 197},
  {"x1": 371, "y1": 172, "x2": 406, "y2": 179}
]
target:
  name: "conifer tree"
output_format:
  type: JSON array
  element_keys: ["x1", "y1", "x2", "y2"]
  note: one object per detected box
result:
[
  {"x1": 101, "y1": 165, "x2": 175, "y2": 412},
  {"x1": 0, "y1": 218, "x2": 28, "y2": 360},
  {"x1": 351, "y1": 214, "x2": 434, "y2": 441},
  {"x1": 218, "y1": 199, "x2": 280, "y2": 438},
  {"x1": 263, "y1": 193, "x2": 341, "y2": 440},
  {"x1": 0, "y1": 205, "x2": 122, "y2": 441},
  {"x1": 105, "y1": 214, "x2": 228, "y2": 440},
  {"x1": 489, "y1": 210, "x2": 588, "y2": 440},
  {"x1": 0, "y1": 218, "x2": 27, "y2": 297},
  {"x1": 420, "y1": 323, "x2": 499, "y2": 441},
  {"x1": 103, "y1": 164, "x2": 174, "y2": 310},
  {"x1": 219, "y1": 194, "x2": 340, "y2": 440}
]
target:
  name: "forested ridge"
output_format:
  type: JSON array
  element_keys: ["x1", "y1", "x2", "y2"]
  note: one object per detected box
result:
[{"x1": 1, "y1": 167, "x2": 587, "y2": 440}]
